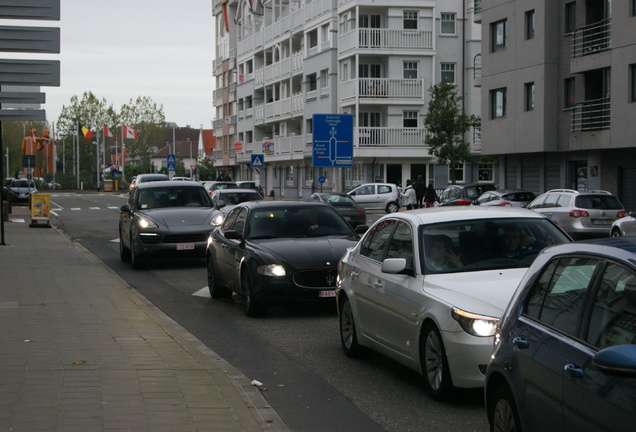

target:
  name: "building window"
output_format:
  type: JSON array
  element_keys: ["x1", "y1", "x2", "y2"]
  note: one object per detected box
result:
[
  {"x1": 450, "y1": 164, "x2": 465, "y2": 182},
  {"x1": 491, "y1": 19, "x2": 507, "y2": 52},
  {"x1": 525, "y1": 82, "x2": 535, "y2": 111},
  {"x1": 308, "y1": 29, "x2": 318, "y2": 48},
  {"x1": 564, "y1": 77, "x2": 575, "y2": 108},
  {"x1": 525, "y1": 10, "x2": 535, "y2": 39},
  {"x1": 286, "y1": 166, "x2": 294, "y2": 182},
  {"x1": 441, "y1": 63, "x2": 456, "y2": 83},
  {"x1": 440, "y1": 13, "x2": 456, "y2": 35},
  {"x1": 321, "y1": 23, "x2": 330, "y2": 43},
  {"x1": 491, "y1": 88, "x2": 506, "y2": 118},
  {"x1": 404, "y1": 11, "x2": 418, "y2": 29},
  {"x1": 320, "y1": 69, "x2": 329, "y2": 88},
  {"x1": 353, "y1": 163, "x2": 364, "y2": 182},
  {"x1": 565, "y1": 2, "x2": 576, "y2": 34},
  {"x1": 478, "y1": 163, "x2": 494, "y2": 182},
  {"x1": 307, "y1": 73, "x2": 317, "y2": 91},
  {"x1": 403, "y1": 111, "x2": 418, "y2": 128},
  {"x1": 403, "y1": 61, "x2": 418, "y2": 79},
  {"x1": 631, "y1": 64, "x2": 636, "y2": 103}
]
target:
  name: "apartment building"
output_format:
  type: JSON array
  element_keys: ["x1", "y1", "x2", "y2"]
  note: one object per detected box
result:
[
  {"x1": 480, "y1": 0, "x2": 636, "y2": 210},
  {"x1": 213, "y1": 0, "x2": 483, "y2": 198}
]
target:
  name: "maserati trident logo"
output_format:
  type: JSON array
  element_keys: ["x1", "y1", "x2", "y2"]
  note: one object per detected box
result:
[{"x1": 326, "y1": 274, "x2": 335, "y2": 286}]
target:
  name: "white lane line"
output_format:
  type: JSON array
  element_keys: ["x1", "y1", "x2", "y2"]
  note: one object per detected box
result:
[
  {"x1": 89, "y1": 207, "x2": 100, "y2": 210},
  {"x1": 192, "y1": 287, "x2": 211, "y2": 298},
  {"x1": 110, "y1": 238, "x2": 119, "y2": 243},
  {"x1": 70, "y1": 208, "x2": 81, "y2": 211}
]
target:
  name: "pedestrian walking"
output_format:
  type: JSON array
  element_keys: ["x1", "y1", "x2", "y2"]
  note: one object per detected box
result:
[
  {"x1": 424, "y1": 183, "x2": 439, "y2": 208},
  {"x1": 402, "y1": 179, "x2": 417, "y2": 210},
  {"x1": 414, "y1": 175, "x2": 426, "y2": 209}
]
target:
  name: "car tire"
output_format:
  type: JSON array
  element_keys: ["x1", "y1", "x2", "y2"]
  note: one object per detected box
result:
[
  {"x1": 386, "y1": 201, "x2": 399, "y2": 213},
  {"x1": 241, "y1": 267, "x2": 266, "y2": 317},
  {"x1": 339, "y1": 296, "x2": 365, "y2": 357},
  {"x1": 130, "y1": 239, "x2": 145, "y2": 270},
  {"x1": 420, "y1": 323, "x2": 453, "y2": 400},
  {"x1": 207, "y1": 253, "x2": 232, "y2": 299},
  {"x1": 489, "y1": 383, "x2": 521, "y2": 432},
  {"x1": 119, "y1": 229, "x2": 131, "y2": 262},
  {"x1": 611, "y1": 228, "x2": 622, "y2": 237}
]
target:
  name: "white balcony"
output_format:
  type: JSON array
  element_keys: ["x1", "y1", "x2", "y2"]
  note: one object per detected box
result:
[
  {"x1": 340, "y1": 78, "x2": 425, "y2": 102},
  {"x1": 339, "y1": 28, "x2": 433, "y2": 55},
  {"x1": 356, "y1": 127, "x2": 428, "y2": 148}
]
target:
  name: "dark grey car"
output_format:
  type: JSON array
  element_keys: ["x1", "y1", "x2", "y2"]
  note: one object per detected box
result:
[{"x1": 4, "y1": 178, "x2": 37, "y2": 204}]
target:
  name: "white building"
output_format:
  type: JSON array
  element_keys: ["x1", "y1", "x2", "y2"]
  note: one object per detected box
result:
[{"x1": 213, "y1": 0, "x2": 484, "y2": 198}]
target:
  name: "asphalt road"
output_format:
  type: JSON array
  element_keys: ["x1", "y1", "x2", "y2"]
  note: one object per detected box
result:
[{"x1": 46, "y1": 191, "x2": 489, "y2": 432}]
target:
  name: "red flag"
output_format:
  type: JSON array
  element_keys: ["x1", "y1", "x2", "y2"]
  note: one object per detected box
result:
[
  {"x1": 123, "y1": 125, "x2": 138, "y2": 140},
  {"x1": 103, "y1": 124, "x2": 114, "y2": 138}
]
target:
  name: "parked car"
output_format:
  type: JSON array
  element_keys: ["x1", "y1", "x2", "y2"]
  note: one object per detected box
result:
[
  {"x1": 438, "y1": 183, "x2": 497, "y2": 206},
  {"x1": 308, "y1": 192, "x2": 367, "y2": 228},
  {"x1": 473, "y1": 189, "x2": 536, "y2": 208},
  {"x1": 119, "y1": 181, "x2": 215, "y2": 269},
  {"x1": 171, "y1": 176, "x2": 193, "y2": 181},
  {"x1": 610, "y1": 211, "x2": 636, "y2": 237},
  {"x1": 527, "y1": 189, "x2": 626, "y2": 239},
  {"x1": 347, "y1": 183, "x2": 401, "y2": 213},
  {"x1": 236, "y1": 181, "x2": 264, "y2": 197},
  {"x1": 485, "y1": 237, "x2": 636, "y2": 432},
  {"x1": 203, "y1": 181, "x2": 239, "y2": 195},
  {"x1": 336, "y1": 207, "x2": 571, "y2": 399},
  {"x1": 3, "y1": 178, "x2": 37, "y2": 204},
  {"x1": 128, "y1": 173, "x2": 169, "y2": 191},
  {"x1": 210, "y1": 188, "x2": 264, "y2": 226},
  {"x1": 206, "y1": 201, "x2": 360, "y2": 316}
]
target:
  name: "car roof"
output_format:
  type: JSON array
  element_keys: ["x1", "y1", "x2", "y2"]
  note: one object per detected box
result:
[
  {"x1": 377, "y1": 206, "x2": 548, "y2": 224},
  {"x1": 136, "y1": 174, "x2": 169, "y2": 180},
  {"x1": 216, "y1": 188, "x2": 261, "y2": 194},
  {"x1": 234, "y1": 200, "x2": 333, "y2": 210},
  {"x1": 540, "y1": 236, "x2": 636, "y2": 264},
  {"x1": 135, "y1": 180, "x2": 205, "y2": 189}
]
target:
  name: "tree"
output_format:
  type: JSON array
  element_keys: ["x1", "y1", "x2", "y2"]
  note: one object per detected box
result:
[
  {"x1": 424, "y1": 82, "x2": 480, "y2": 184},
  {"x1": 119, "y1": 96, "x2": 166, "y2": 171}
]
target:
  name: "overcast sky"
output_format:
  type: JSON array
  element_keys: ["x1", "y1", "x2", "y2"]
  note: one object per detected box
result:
[{"x1": 6, "y1": 0, "x2": 216, "y2": 130}]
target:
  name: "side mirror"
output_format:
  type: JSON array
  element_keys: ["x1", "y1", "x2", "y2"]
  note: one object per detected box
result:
[
  {"x1": 224, "y1": 230, "x2": 243, "y2": 241},
  {"x1": 355, "y1": 225, "x2": 369, "y2": 234},
  {"x1": 216, "y1": 200, "x2": 227, "y2": 209},
  {"x1": 593, "y1": 344, "x2": 636, "y2": 378},
  {"x1": 381, "y1": 258, "x2": 407, "y2": 274},
  {"x1": 120, "y1": 203, "x2": 132, "y2": 214}
]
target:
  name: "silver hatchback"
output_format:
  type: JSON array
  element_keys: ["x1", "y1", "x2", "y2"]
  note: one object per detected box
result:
[{"x1": 527, "y1": 189, "x2": 626, "y2": 240}]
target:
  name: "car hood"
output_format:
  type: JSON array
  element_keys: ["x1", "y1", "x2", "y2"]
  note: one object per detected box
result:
[
  {"x1": 423, "y1": 268, "x2": 528, "y2": 317},
  {"x1": 142, "y1": 208, "x2": 212, "y2": 226},
  {"x1": 256, "y1": 237, "x2": 357, "y2": 266}
]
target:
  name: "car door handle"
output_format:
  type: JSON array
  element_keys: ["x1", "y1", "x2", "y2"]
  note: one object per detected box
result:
[
  {"x1": 512, "y1": 337, "x2": 529, "y2": 349},
  {"x1": 564, "y1": 363, "x2": 584, "y2": 378},
  {"x1": 372, "y1": 280, "x2": 383, "y2": 290},
  {"x1": 351, "y1": 271, "x2": 359, "y2": 281},
  {"x1": 221, "y1": 243, "x2": 228, "y2": 249}
]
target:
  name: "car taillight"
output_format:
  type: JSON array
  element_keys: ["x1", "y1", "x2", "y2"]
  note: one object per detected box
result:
[
  {"x1": 617, "y1": 211, "x2": 626, "y2": 218},
  {"x1": 355, "y1": 208, "x2": 365, "y2": 213},
  {"x1": 569, "y1": 210, "x2": 590, "y2": 218},
  {"x1": 458, "y1": 199, "x2": 472, "y2": 205},
  {"x1": 497, "y1": 202, "x2": 512, "y2": 207}
]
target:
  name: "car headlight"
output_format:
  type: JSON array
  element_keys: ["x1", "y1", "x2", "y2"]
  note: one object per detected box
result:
[
  {"x1": 256, "y1": 264, "x2": 286, "y2": 277},
  {"x1": 211, "y1": 214, "x2": 225, "y2": 226},
  {"x1": 137, "y1": 217, "x2": 157, "y2": 229},
  {"x1": 451, "y1": 308, "x2": 499, "y2": 337}
]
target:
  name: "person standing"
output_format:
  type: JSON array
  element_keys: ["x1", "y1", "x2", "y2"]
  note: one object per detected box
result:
[
  {"x1": 424, "y1": 183, "x2": 439, "y2": 208},
  {"x1": 402, "y1": 179, "x2": 417, "y2": 210},
  {"x1": 414, "y1": 175, "x2": 426, "y2": 209}
]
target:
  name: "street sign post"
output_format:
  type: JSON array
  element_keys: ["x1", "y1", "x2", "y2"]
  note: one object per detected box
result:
[
  {"x1": 312, "y1": 114, "x2": 353, "y2": 167},
  {"x1": 251, "y1": 154, "x2": 264, "y2": 168}
]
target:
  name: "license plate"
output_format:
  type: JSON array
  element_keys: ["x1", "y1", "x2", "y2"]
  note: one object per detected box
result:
[
  {"x1": 591, "y1": 219, "x2": 613, "y2": 225},
  {"x1": 319, "y1": 290, "x2": 336, "y2": 298},
  {"x1": 176, "y1": 243, "x2": 195, "y2": 250}
]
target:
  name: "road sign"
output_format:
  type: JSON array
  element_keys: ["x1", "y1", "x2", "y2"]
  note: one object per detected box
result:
[
  {"x1": 312, "y1": 114, "x2": 353, "y2": 167},
  {"x1": 167, "y1": 154, "x2": 176, "y2": 171},
  {"x1": 0, "y1": 109, "x2": 45, "y2": 120},
  {"x1": 251, "y1": 154, "x2": 264, "y2": 168},
  {"x1": 0, "y1": 91, "x2": 45, "y2": 104},
  {"x1": 0, "y1": 0, "x2": 61, "y2": 21},
  {"x1": 0, "y1": 25, "x2": 60, "y2": 53},
  {"x1": 0, "y1": 59, "x2": 60, "y2": 86}
]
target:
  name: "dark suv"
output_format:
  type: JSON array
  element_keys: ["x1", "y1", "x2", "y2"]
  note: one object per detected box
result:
[{"x1": 438, "y1": 183, "x2": 496, "y2": 206}]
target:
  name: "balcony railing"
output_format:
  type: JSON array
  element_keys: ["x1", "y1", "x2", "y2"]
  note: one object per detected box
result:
[
  {"x1": 339, "y1": 28, "x2": 433, "y2": 53},
  {"x1": 473, "y1": 53, "x2": 482, "y2": 79},
  {"x1": 357, "y1": 127, "x2": 428, "y2": 148},
  {"x1": 341, "y1": 78, "x2": 425, "y2": 101},
  {"x1": 572, "y1": 19, "x2": 611, "y2": 58},
  {"x1": 571, "y1": 98, "x2": 610, "y2": 132}
]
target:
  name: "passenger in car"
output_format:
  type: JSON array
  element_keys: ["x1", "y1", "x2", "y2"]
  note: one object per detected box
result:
[{"x1": 427, "y1": 235, "x2": 463, "y2": 271}]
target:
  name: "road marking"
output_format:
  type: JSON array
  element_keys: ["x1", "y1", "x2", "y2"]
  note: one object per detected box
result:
[
  {"x1": 9, "y1": 218, "x2": 26, "y2": 223},
  {"x1": 111, "y1": 238, "x2": 119, "y2": 243},
  {"x1": 192, "y1": 287, "x2": 211, "y2": 298},
  {"x1": 89, "y1": 207, "x2": 100, "y2": 210},
  {"x1": 70, "y1": 208, "x2": 81, "y2": 211},
  {"x1": 107, "y1": 206, "x2": 119, "y2": 210}
]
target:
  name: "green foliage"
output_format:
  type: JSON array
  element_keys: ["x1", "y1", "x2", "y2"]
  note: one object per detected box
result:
[
  {"x1": 424, "y1": 83, "x2": 480, "y2": 184},
  {"x1": 197, "y1": 158, "x2": 217, "y2": 181}
]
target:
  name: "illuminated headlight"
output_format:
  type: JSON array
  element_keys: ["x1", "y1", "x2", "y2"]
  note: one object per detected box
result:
[
  {"x1": 137, "y1": 217, "x2": 157, "y2": 229},
  {"x1": 451, "y1": 308, "x2": 499, "y2": 337},
  {"x1": 256, "y1": 264, "x2": 286, "y2": 277},
  {"x1": 211, "y1": 214, "x2": 225, "y2": 226}
]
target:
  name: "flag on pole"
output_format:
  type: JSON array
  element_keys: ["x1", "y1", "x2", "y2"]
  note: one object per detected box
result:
[
  {"x1": 197, "y1": 128, "x2": 205, "y2": 159},
  {"x1": 103, "y1": 124, "x2": 114, "y2": 138},
  {"x1": 78, "y1": 123, "x2": 94, "y2": 141},
  {"x1": 122, "y1": 125, "x2": 138, "y2": 140}
]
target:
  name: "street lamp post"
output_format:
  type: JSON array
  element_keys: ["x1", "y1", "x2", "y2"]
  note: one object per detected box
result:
[{"x1": 187, "y1": 138, "x2": 192, "y2": 178}]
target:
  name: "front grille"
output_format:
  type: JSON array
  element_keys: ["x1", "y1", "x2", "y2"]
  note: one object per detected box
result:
[
  {"x1": 162, "y1": 233, "x2": 208, "y2": 243},
  {"x1": 294, "y1": 269, "x2": 338, "y2": 289}
]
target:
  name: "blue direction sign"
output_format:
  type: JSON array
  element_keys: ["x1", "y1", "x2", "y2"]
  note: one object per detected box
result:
[
  {"x1": 166, "y1": 154, "x2": 176, "y2": 171},
  {"x1": 312, "y1": 114, "x2": 353, "y2": 167},
  {"x1": 251, "y1": 154, "x2": 264, "y2": 168}
]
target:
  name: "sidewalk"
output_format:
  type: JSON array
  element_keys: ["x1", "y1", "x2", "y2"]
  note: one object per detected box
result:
[{"x1": 0, "y1": 205, "x2": 289, "y2": 432}]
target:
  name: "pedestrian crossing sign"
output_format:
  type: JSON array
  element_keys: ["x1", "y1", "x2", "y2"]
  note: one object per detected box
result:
[{"x1": 251, "y1": 154, "x2": 264, "y2": 168}]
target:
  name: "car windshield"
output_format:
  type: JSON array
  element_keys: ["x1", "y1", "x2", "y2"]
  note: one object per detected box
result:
[
  {"x1": 218, "y1": 191, "x2": 262, "y2": 205},
  {"x1": 248, "y1": 206, "x2": 355, "y2": 239},
  {"x1": 137, "y1": 186, "x2": 211, "y2": 209},
  {"x1": 575, "y1": 195, "x2": 623, "y2": 210},
  {"x1": 503, "y1": 192, "x2": 535, "y2": 202},
  {"x1": 421, "y1": 218, "x2": 570, "y2": 273},
  {"x1": 11, "y1": 180, "x2": 35, "y2": 188}
]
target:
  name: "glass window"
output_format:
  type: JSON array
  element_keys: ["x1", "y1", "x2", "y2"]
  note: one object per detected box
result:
[
  {"x1": 491, "y1": 19, "x2": 507, "y2": 52},
  {"x1": 320, "y1": 69, "x2": 329, "y2": 88},
  {"x1": 307, "y1": 73, "x2": 317, "y2": 91},
  {"x1": 491, "y1": 88, "x2": 506, "y2": 118},
  {"x1": 525, "y1": 257, "x2": 599, "y2": 335},
  {"x1": 525, "y1": 82, "x2": 535, "y2": 111},
  {"x1": 450, "y1": 164, "x2": 464, "y2": 182},
  {"x1": 386, "y1": 222, "x2": 414, "y2": 270},
  {"x1": 404, "y1": 11, "x2": 418, "y2": 29},
  {"x1": 441, "y1": 63, "x2": 456, "y2": 83},
  {"x1": 525, "y1": 10, "x2": 535, "y2": 39},
  {"x1": 360, "y1": 219, "x2": 397, "y2": 261},
  {"x1": 321, "y1": 23, "x2": 330, "y2": 43},
  {"x1": 564, "y1": 77, "x2": 576, "y2": 108},
  {"x1": 441, "y1": 13, "x2": 456, "y2": 35},
  {"x1": 403, "y1": 61, "x2": 418, "y2": 79},
  {"x1": 565, "y1": 2, "x2": 576, "y2": 34},
  {"x1": 478, "y1": 163, "x2": 494, "y2": 182},
  {"x1": 403, "y1": 111, "x2": 418, "y2": 128}
]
